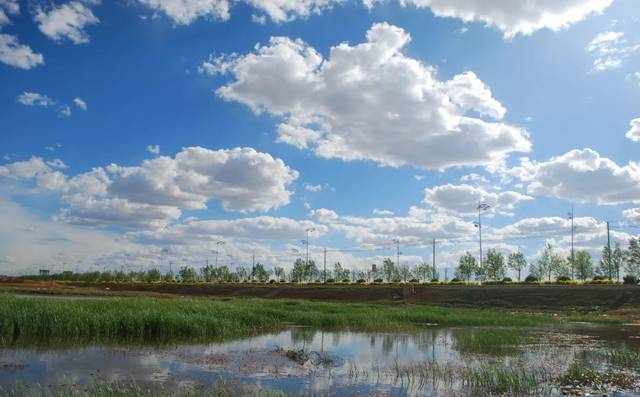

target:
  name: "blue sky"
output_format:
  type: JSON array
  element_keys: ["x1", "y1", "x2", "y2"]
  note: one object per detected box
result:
[{"x1": 0, "y1": 0, "x2": 639, "y2": 276}]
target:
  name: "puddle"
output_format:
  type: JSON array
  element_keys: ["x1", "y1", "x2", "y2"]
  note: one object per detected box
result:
[{"x1": 1, "y1": 326, "x2": 639, "y2": 396}]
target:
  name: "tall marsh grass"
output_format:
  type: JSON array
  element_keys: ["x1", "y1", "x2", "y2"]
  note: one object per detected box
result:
[{"x1": 0, "y1": 294, "x2": 555, "y2": 345}]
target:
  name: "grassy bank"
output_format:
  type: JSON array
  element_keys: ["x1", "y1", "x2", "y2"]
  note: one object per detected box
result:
[{"x1": 0, "y1": 294, "x2": 570, "y2": 345}]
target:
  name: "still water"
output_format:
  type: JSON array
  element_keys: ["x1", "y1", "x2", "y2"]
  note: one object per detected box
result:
[{"x1": 1, "y1": 325, "x2": 639, "y2": 396}]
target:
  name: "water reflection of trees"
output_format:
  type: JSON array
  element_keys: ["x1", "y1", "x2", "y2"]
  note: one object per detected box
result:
[
  {"x1": 372, "y1": 329, "x2": 445, "y2": 359},
  {"x1": 291, "y1": 327, "x2": 317, "y2": 347}
]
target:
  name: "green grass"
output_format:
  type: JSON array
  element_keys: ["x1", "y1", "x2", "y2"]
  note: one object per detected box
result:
[
  {"x1": 0, "y1": 294, "x2": 560, "y2": 345},
  {"x1": 4, "y1": 380, "x2": 287, "y2": 397},
  {"x1": 598, "y1": 346, "x2": 640, "y2": 370},
  {"x1": 461, "y1": 363, "x2": 548, "y2": 395},
  {"x1": 453, "y1": 328, "x2": 529, "y2": 355}
]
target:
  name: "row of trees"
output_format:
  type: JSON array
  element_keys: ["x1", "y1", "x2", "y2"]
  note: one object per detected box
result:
[
  {"x1": 454, "y1": 238, "x2": 640, "y2": 282},
  {"x1": 27, "y1": 238, "x2": 640, "y2": 284}
]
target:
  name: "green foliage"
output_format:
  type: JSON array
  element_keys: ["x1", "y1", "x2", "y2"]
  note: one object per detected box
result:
[
  {"x1": 573, "y1": 250, "x2": 594, "y2": 281},
  {"x1": 178, "y1": 266, "x2": 197, "y2": 282},
  {"x1": 415, "y1": 262, "x2": 438, "y2": 282},
  {"x1": 0, "y1": 295, "x2": 558, "y2": 345},
  {"x1": 456, "y1": 252, "x2": 477, "y2": 282},
  {"x1": 483, "y1": 249, "x2": 506, "y2": 281},
  {"x1": 290, "y1": 259, "x2": 318, "y2": 283},
  {"x1": 454, "y1": 328, "x2": 528, "y2": 355},
  {"x1": 382, "y1": 258, "x2": 396, "y2": 282},
  {"x1": 507, "y1": 252, "x2": 527, "y2": 282},
  {"x1": 251, "y1": 263, "x2": 270, "y2": 282},
  {"x1": 332, "y1": 262, "x2": 350, "y2": 281},
  {"x1": 625, "y1": 238, "x2": 640, "y2": 278}
]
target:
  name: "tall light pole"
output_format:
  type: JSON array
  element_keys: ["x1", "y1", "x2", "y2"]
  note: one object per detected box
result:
[
  {"x1": 392, "y1": 238, "x2": 400, "y2": 269},
  {"x1": 214, "y1": 240, "x2": 225, "y2": 266},
  {"x1": 474, "y1": 203, "x2": 491, "y2": 271},
  {"x1": 305, "y1": 227, "x2": 316, "y2": 265},
  {"x1": 567, "y1": 205, "x2": 575, "y2": 279}
]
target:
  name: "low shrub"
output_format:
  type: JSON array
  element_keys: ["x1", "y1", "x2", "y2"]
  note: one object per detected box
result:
[
  {"x1": 623, "y1": 275, "x2": 638, "y2": 285},
  {"x1": 409, "y1": 278, "x2": 419, "y2": 283},
  {"x1": 325, "y1": 278, "x2": 335, "y2": 284},
  {"x1": 502, "y1": 277, "x2": 512, "y2": 283},
  {"x1": 586, "y1": 278, "x2": 617, "y2": 285},
  {"x1": 556, "y1": 276, "x2": 571, "y2": 282},
  {"x1": 373, "y1": 278, "x2": 383, "y2": 283},
  {"x1": 268, "y1": 279, "x2": 276, "y2": 284},
  {"x1": 524, "y1": 275, "x2": 539, "y2": 283},
  {"x1": 341, "y1": 279, "x2": 350, "y2": 283},
  {"x1": 356, "y1": 279, "x2": 366, "y2": 284},
  {"x1": 430, "y1": 278, "x2": 439, "y2": 283}
]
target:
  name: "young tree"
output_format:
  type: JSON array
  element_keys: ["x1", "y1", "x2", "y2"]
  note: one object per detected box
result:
[
  {"x1": 507, "y1": 251, "x2": 527, "y2": 282},
  {"x1": 415, "y1": 262, "x2": 438, "y2": 281},
  {"x1": 179, "y1": 266, "x2": 197, "y2": 282},
  {"x1": 598, "y1": 245, "x2": 615, "y2": 279},
  {"x1": 398, "y1": 265, "x2": 412, "y2": 282},
  {"x1": 143, "y1": 269, "x2": 162, "y2": 283},
  {"x1": 484, "y1": 249, "x2": 506, "y2": 281},
  {"x1": 573, "y1": 250, "x2": 594, "y2": 281},
  {"x1": 333, "y1": 262, "x2": 350, "y2": 281},
  {"x1": 382, "y1": 258, "x2": 396, "y2": 282},
  {"x1": 274, "y1": 266, "x2": 286, "y2": 281},
  {"x1": 536, "y1": 244, "x2": 556, "y2": 282},
  {"x1": 291, "y1": 258, "x2": 306, "y2": 282},
  {"x1": 455, "y1": 252, "x2": 476, "y2": 282},
  {"x1": 625, "y1": 238, "x2": 640, "y2": 278},
  {"x1": 612, "y1": 243, "x2": 625, "y2": 281},
  {"x1": 201, "y1": 265, "x2": 215, "y2": 282},
  {"x1": 235, "y1": 265, "x2": 248, "y2": 282},
  {"x1": 551, "y1": 254, "x2": 571, "y2": 279},
  {"x1": 251, "y1": 263, "x2": 270, "y2": 282}
]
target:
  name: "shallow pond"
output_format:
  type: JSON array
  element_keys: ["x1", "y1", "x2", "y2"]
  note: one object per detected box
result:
[{"x1": 1, "y1": 324, "x2": 639, "y2": 396}]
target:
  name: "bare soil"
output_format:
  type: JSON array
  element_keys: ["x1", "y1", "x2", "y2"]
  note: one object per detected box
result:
[{"x1": 1, "y1": 278, "x2": 639, "y2": 311}]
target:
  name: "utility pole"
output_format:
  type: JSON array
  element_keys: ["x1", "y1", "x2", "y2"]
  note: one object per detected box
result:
[
  {"x1": 215, "y1": 240, "x2": 225, "y2": 267},
  {"x1": 323, "y1": 247, "x2": 327, "y2": 283},
  {"x1": 392, "y1": 238, "x2": 401, "y2": 269},
  {"x1": 474, "y1": 203, "x2": 491, "y2": 272},
  {"x1": 607, "y1": 221, "x2": 612, "y2": 280},
  {"x1": 252, "y1": 252, "x2": 255, "y2": 275},
  {"x1": 305, "y1": 227, "x2": 316, "y2": 265},
  {"x1": 567, "y1": 205, "x2": 575, "y2": 279},
  {"x1": 432, "y1": 238, "x2": 436, "y2": 278}
]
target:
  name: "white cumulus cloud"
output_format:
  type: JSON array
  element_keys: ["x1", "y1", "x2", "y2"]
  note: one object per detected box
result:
[
  {"x1": 626, "y1": 118, "x2": 640, "y2": 142},
  {"x1": 34, "y1": 1, "x2": 99, "y2": 44},
  {"x1": 0, "y1": 147, "x2": 299, "y2": 229},
  {"x1": 210, "y1": 23, "x2": 530, "y2": 170},
  {"x1": 0, "y1": 34, "x2": 44, "y2": 69},
  {"x1": 136, "y1": 0, "x2": 231, "y2": 24},
  {"x1": 423, "y1": 184, "x2": 532, "y2": 215},
  {"x1": 378, "y1": 0, "x2": 613, "y2": 39},
  {"x1": 507, "y1": 148, "x2": 640, "y2": 205},
  {"x1": 73, "y1": 97, "x2": 87, "y2": 110}
]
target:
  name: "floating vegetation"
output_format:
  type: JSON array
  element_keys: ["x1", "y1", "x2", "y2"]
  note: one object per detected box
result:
[
  {"x1": 558, "y1": 361, "x2": 639, "y2": 391},
  {"x1": 274, "y1": 347, "x2": 337, "y2": 367}
]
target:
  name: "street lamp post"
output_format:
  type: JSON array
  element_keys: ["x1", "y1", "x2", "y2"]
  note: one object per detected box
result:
[
  {"x1": 567, "y1": 205, "x2": 575, "y2": 279},
  {"x1": 305, "y1": 228, "x2": 316, "y2": 265},
  {"x1": 214, "y1": 240, "x2": 225, "y2": 266},
  {"x1": 474, "y1": 203, "x2": 491, "y2": 274}
]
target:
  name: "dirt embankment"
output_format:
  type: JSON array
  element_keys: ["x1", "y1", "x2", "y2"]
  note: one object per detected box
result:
[{"x1": 1, "y1": 279, "x2": 639, "y2": 309}]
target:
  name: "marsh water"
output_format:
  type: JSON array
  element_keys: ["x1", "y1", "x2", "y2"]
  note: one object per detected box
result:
[{"x1": 1, "y1": 323, "x2": 639, "y2": 396}]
